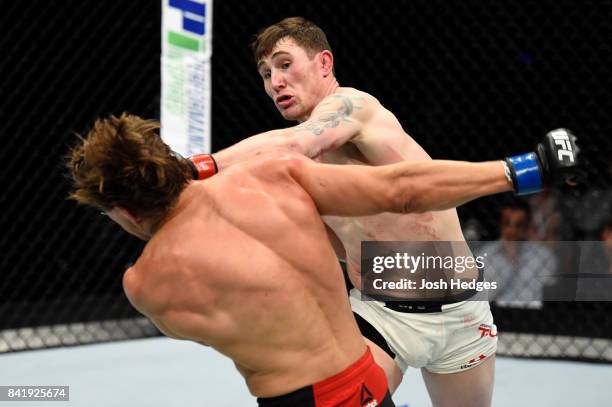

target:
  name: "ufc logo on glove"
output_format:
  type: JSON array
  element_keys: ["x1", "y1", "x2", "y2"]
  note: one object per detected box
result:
[{"x1": 550, "y1": 129, "x2": 575, "y2": 162}]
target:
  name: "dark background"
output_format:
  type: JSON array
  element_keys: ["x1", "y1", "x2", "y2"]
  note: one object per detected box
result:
[{"x1": 1, "y1": 0, "x2": 610, "y2": 346}]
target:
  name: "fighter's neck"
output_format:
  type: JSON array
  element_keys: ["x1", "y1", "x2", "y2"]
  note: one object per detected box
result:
[
  {"x1": 300, "y1": 80, "x2": 341, "y2": 123},
  {"x1": 147, "y1": 183, "x2": 201, "y2": 237},
  {"x1": 143, "y1": 213, "x2": 169, "y2": 239},
  {"x1": 326, "y1": 79, "x2": 341, "y2": 97}
]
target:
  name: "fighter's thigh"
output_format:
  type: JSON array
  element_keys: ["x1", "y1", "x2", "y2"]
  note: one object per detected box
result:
[
  {"x1": 421, "y1": 355, "x2": 495, "y2": 407},
  {"x1": 364, "y1": 337, "x2": 403, "y2": 393}
]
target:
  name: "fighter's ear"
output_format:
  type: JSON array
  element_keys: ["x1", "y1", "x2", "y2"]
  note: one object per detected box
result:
[
  {"x1": 104, "y1": 206, "x2": 151, "y2": 240},
  {"x1": 318, "y1": 50, "x2": 334, "y2": 77},
  {"x1": 105, "y1": 206, "x2": 141, "y2": 227},
  {"x1": 116, "y1": 207, "x2": 140, "y2": 224}
]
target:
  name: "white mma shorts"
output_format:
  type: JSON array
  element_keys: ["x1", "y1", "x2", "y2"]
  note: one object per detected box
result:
[{"x1": 350, "y1": 288, "x2": 498, "y2": 374}]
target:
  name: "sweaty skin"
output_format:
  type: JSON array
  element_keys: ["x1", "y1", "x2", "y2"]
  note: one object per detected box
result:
[{"x1": 122, "y1": 152, "x2": 510, "y2": 398}]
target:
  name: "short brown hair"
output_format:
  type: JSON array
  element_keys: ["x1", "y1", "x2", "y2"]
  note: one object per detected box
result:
[
  {"x1": 66, "y1": 113, "x2": 192, "y2": 219},
  {"x1": 251, "y1": 17, "x2": 333, "y2": 63}
]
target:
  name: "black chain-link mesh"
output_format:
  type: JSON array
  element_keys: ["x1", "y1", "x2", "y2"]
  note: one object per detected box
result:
[
  {"x1": 1, "y1": 0, "x2": 611, "y2": 360},
  {"x1": 0, "y1": 0, "x2": 162, "y2": 348}
]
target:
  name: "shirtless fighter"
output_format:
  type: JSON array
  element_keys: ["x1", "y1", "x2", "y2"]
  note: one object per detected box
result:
[
  {"x1": 66, "y1": 114, "x2": 568, "y2": 406},
  {"x1": 185, "y1": 17, "x2": 586, "y2": 407}
]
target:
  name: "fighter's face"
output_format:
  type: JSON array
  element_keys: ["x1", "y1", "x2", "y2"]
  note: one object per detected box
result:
[{"x1": 257, "y1": 37, "x2": 325, "y2": 122}]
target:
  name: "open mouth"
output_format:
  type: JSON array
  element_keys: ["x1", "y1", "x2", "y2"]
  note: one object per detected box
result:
[{"x1": 276, "y1": 95, "x2": 293, "y2": 106}]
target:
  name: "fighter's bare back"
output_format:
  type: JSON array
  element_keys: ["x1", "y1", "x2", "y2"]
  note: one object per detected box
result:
[{"x1": 122, "y1": 153, "x2": 367, "y2": 397}]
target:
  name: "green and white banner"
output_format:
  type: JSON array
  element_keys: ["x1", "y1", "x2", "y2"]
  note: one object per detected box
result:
[{"x1": 161, "y1": 0, "x2": 213, "y2": 155}]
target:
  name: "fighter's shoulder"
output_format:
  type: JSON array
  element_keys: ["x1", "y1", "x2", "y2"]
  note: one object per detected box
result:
[
  {"x1": 133, "y1": 238, "x2": 194, "y2": 285},
  {"x1": 236, "y1": 150, "x2": 312, "y2": 178},
  {"x1": 314, "y1": 88, "x2": 381, "y2": 117},
  {"x1": 256, "y1": 150, "x2": 312, "y2": 169},
  {"x1": 336, "y1": 87, "x2": 380, "y2": 104},
  {"x1": 122, "y1": 257, "x2": 156, "y2": 313}
]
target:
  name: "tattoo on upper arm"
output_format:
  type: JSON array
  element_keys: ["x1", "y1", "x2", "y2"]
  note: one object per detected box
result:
[{"x1": 294, "y1": 94, "x2": 364, "y2": 136}]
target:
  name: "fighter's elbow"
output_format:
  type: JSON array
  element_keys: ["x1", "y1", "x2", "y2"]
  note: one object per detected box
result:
[
  {"x1": 285, "y1": 137, "x2": 305, "y2": 154},
  {"x1": 298, "y1": 138, "x2": 323, "y2": 158}
]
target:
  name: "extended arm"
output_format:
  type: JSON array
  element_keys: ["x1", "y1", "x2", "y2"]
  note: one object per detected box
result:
[
  {"x1": 290, "y1": 158, "x2": 512, "y2": 216},
  {"x1": 210, "y1": 93, "x2": 370, "y2": 170},
  {"x1": 290, "y1": 128, "x2": 585, "y2": 215}
]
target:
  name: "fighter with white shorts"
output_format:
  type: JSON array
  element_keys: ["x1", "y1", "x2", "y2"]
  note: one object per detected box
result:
[{"x1": 189, "y1": 17, "x2": 586, "y2": 406}]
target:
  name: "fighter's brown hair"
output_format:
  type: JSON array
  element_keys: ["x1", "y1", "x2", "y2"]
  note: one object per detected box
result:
[
  {"x1": 251, "y1": 17, "x2": 333, "y2": 63},
  {"x1": 66, "y1": 113, "x2": 192, "y2": 219}
]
